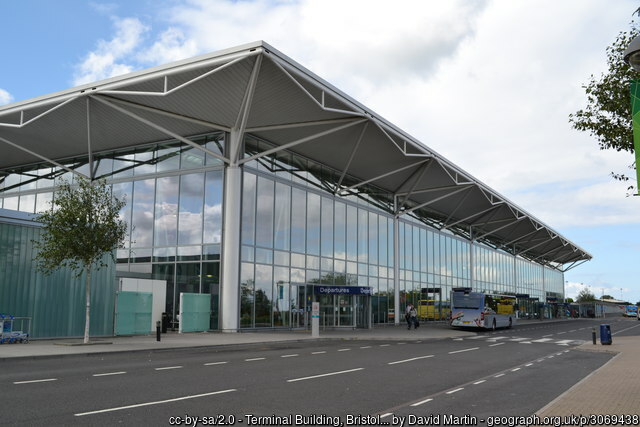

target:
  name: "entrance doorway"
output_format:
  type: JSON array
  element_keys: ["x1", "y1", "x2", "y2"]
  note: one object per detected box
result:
[{"x1": 315, "y1": 285, "x2": 372, "y2": 329}]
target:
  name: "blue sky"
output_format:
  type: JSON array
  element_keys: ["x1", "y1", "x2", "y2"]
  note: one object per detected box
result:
[{"x1": 1, "y1": 0, "x2": 639, "y2": 303}]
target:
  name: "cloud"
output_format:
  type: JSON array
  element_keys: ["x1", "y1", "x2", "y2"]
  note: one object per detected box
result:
[
  {"x1": 0, "y1": 88, "x2": 13, "y2": 106},
  {"x1": 73, "y1": 17, "x2": 149, "y2": 86}
]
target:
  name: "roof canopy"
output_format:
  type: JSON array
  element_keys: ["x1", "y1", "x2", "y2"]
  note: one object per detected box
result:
[{"x1": 0, "y1": 41, "x2": 591, "y2": 270}]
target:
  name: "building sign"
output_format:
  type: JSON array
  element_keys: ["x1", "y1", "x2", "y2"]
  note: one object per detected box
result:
[{"x1": 314, "y1": 286, "x2": 373, "y2": 295}]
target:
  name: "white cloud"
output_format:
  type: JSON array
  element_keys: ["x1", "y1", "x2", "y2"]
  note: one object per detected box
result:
[
  {"x1": 0, "y1": 88, "x2": 13, "y2": 105},
  {"x1": 72, "y1": 0, "x2": 640, "y2": 231},
  {"x1": 73, "y1": 17, "x2": 149, "y2": 86}
]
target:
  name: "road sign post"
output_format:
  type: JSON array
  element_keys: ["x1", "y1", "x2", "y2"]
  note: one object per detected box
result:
[{"x1": 311, "y1": 302, "x2": 320, "y2": 338}]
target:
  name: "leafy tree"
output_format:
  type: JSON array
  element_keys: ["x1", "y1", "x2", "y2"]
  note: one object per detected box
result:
[
  {"x1": 601, "y1": 294, "x2": 613, "y2": 300},
  {"x1": 576, "y1": 288, "x2": 597, "y2": 303},
  {"x1": 569, "y1": 21, "x2": 639, "y2": 192},
  {"x1": 565, "y1": 297, "x2": 574, "y2": 303},
  {"x1": 34, "y1": 177, "x2": 127, "y2": 344}
]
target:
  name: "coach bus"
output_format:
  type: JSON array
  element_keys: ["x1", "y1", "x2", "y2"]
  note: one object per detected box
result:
[
  {"x1": 624, "y1": 305, "x2": 638, "y2": 318},
  {"x1": 450, "y1": 288, "x2": 515, "y2": 330}
]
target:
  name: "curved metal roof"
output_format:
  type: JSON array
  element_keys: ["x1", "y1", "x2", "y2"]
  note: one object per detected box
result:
[{"x1": 0, "y1": 41, "x2": 591, "y2": 270}]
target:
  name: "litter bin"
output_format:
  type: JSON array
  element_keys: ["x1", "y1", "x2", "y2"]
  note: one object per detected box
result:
[
  {"x1": 161, "y1": 312, "x2": 169, "y2": 334},
  {"x1": 599, "y1": 324, "x2": 612, "y2": 345}
]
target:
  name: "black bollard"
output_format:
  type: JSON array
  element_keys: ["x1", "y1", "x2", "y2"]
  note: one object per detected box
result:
[
  {"x1": 156, "y1": 321, "x2": 161, "y2": 342},
  {"x1": 592, "y1": 327, "x2": 596, "y2": 345}
]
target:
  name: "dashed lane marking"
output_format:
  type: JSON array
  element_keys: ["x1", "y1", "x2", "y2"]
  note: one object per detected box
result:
[
  {"x1": 410, "y1": 398, "x2": 433, "y2": 406},
  {"x1": 93, "y1": 372, "x2": 126, "y2": 377},
  {"x1": 287, "y1": 368, "x2": 364, "y2": 383},
  {"x1": 14, "y1": 378, "x2": 57, "y2": 384},
  {"x1": 449, "y1": 347, "x2": 479, "y2": 354},
  {"x1": 388, "y1": 355, "x2": 434, "y2": 365}
]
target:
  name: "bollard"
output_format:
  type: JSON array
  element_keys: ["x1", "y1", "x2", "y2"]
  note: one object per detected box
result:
[
  {"x1": 156, "y1": 321, "x2": 161, "y2": 342},
  {"x1": 592, "y1": 327, "x2": 596, "y2": 345}
]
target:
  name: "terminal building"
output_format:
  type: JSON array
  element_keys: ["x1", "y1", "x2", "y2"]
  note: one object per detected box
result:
[{"x1": 0, "y1": 42, "x2": 591, "y2": 337}]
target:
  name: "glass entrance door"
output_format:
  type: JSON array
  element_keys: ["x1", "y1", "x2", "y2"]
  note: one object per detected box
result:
[{"x1": 290, "y1": 284, "x2": 308, "y2": 328}]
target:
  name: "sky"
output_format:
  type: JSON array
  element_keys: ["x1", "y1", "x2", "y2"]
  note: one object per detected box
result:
[{"x1": 1, "y1": 0, "x2": 639, "y2": 303}]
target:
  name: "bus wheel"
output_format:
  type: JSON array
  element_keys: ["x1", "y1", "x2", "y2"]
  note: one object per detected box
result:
[
  {"x1": 508, "y1": 318, "x2": 512, "y2": 329},
  {"x1": 492, "y1": 319, "x2": 496, "y2": 331}
]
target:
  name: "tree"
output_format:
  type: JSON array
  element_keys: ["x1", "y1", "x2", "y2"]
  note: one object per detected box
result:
[
  {"x1": 601, "y1": 294, "x2": 613, "y2": 300},
  {"x1": 569, "y1": 21, "x2": 639, "y2": 193},
  {"x1": 34, "y1": 177, "x2": 127, "y2": 344},
  {"x1": 565, "y1": 297, "x2": 574, "y2": 303},
  {"x1": 576, "y1": 288, "x2": 597, "y2": 303}
]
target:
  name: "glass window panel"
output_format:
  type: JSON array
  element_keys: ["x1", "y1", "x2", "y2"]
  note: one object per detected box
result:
[
  {"x1": 241, "y1": 245, "x2": 254, "y2": 262},
  {"x1": 291, "y1": 188, "x2": 306, "y2": 253},
  {"x1": 177, "y1": 246, "x2": 201, "y2": 261},
  {"x1": 346, "y1": 205, "x2": 357, "y2": 261},
  {"x1": 306, "y1": 193, "x2": 320, "y2": 255},
  {"x1": 113, "y1": 182, "x2": 132, "y2": 248},
  {"x1": 154, "y1": 176, "x2": 179, "y2": 247},
  {"x1": 368, "y1": 212, "x2": 378, "y2": 265},
  {"x1": 306, "y1": 255, "x2": 319, "y2": 270},
  {"x1": 113, "y1": 153, "x2": 135, "y2": 179},
  {"x1": 255, "y1": 177, "x2": 274, "y2": 248},
  {"x1": 306, "y1": 270, "x2": 319, "y2": 282},
  {"x1": 153, "y1": 247, "x2": 176, "y2": 262},
  {"x1": 35, "y1": 192, "x2": 53, "y2": 213},
  {"x1": 321, "y1": 197, "x2": 333, "y2": 258},
  {"x1": 334, "y1": 260, "x2": 346, "y2": 274},
  {"x1": 131, "y1": 179, "x2": 155, "y2": 248},
  {"x1": 204, "y1": 170, "x2": 223, "y2": 244},
  {"x1": 274, "y1": 182, "x2": 291, "y2": 250},
  {"x1": 290, "y1": 268, "x2": 305, "y2": 283},
  {"x1": 178, "y1": 173, "x2": 204, "y2": 245},
  {"x1": 205, "y1": 134, "x2": 225, "y2": 166},
  {"x1": 240, "y1": 262, "x2": 255, "y2": 328},
  {"x1": 254, "y1": 264, "x2": 273, "y2": 327},
  {"x1": 156, "y1": 144, "x2": 181, "y2": 172},
  {"x1": 18, "y1": 194, "x2": 35, "y2": 213},
  {"x1": 379, "y1": 216, "x2": 388, "y2": 267},
  {"x1": 321, "y1": 257, "x2": 333, "y2": 271},
  {"x1": 134, "y1": 148, "x2": 156, "y2": 176},
  {"x1": 358, "y1": 208, "x2": 368, "y2": 263},
  {"x1": 291, "y1": 253, "x2": 305, "y2": 268},
  {"x1": 241, "y1": 173, "x2": 256, "y2": 245},
  {"x1": 180, "y1": 145, "x2": 205, "y2": 170},
  {"x1": 273, "y1": 266, "x2": 290, "y2": 327},
  {"x1": 388, "y1": 219, "x2": 394, "y2": 269},
  {"x1": 176, "y1": 262, "x2": 201, "y2": 299},
  {"x1": 334, "y1": 201, "x2": 346, "y2": 260},
  {"x1": 274, "y1": 250, "x2": 289, "y2": 266},
  {"x1": 202, "y1": 262, "x2": 220, "y2": 329},
  {"x1": 255, "y1": 248, "x2": 273, "y2": 264}
]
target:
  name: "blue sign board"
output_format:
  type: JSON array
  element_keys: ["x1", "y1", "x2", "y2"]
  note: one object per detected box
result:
[{"x1": 314, "y1": 286, "x2": 373, "y2": 295}]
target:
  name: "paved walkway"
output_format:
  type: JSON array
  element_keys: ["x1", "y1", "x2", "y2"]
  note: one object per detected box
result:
[{"x1": 1, "y1": 319, "x2": 638, "y2": 424}]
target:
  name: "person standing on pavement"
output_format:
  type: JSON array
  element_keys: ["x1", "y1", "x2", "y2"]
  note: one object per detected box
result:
[
  {"x1": 409, "y1": 305, "x2": 419, "y2": 329},
  {"x1": 405, "y1": 303, "x2": 413, "y2": 329}
]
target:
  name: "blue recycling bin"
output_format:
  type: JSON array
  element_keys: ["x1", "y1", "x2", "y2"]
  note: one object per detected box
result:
[{"x1": 600, "y1": 324, "x2": 612, "y2": 345}]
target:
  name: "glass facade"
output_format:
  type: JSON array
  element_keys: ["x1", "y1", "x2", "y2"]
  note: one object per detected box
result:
[{"x1": 0, "y1": 130, "x2": 565, "y2": 330}]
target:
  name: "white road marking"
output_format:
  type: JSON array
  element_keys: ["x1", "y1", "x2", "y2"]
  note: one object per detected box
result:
[
  {"x1": 410, "y1": 398, "x2": 433, "y2": 406},
  {"x1": 388, "y1": 355, "x2": 434, "y2": 365},
  {"x1": 519, "y1": 342, "x2": 532, "y2": 344},
  {"x1": 381, "y1": 413, "x2": 393, "y2": 418},
  {"x1": 155, "y1": 366, "x2": 182, "y2": 371},
  {"x1": 446, "y1": 388, "x2": 464, "y2": 394},
  {"x1": 337, "y1": 349, "x2": 351, "y2": 352},
  {"x1": 75, "y1": 389, "x2": 236, "y2": 416},
  {"x1": 245, "y1": 358, "x2": 265, "y2": 362},
  {"x1": 487, "y1": 336, "x2": 508, "y2": 341},
  {"x1": 93, "y1": 372, "x2": 126, "y2": 377},
  {"x1": 453, "y1": 338, "x2": 464, "y2": 341},
  {"x1": 281, "y1": 354, "x2": 298, "y2": 358},
  {"x1": 494, "y1": 373, "x2": 505, "y2": 378},
  {"x1": 511, "y1": 368, "x2": 521, "y2": 372},
  {"x1": 555, "y1": 340, "x2": 573, "y2": 345},
  {"x1": 489, "y1": 343, "x2": 505, "y2": 347},
  {"x1": 557, "y1": 332, "x2": 566, "y2": 335},
  {"x1": 449, "y1": 347, "x2": 479, "y2": 354},
  {"x1": 509, "y1": 338, "x2": 529, "y2": 342},
  {"x1": 379, "y1": 344, "x2": 391, "y2": 347},
  {"x1": 473, "y1": 380, "x2": 486, "y2": 385},
  {"x1": 14, "y1": 378, "x2": 57, "y2": 384},
  {"x1": 312, "y1": 351, "x2": 326, "y2": 354},
  {"x1": 287, "y1": 368, "x2": 364, "y2": 383},
  {"x1": 466, "y1": 336, "x2": 484, "y2": 340},
  {"x1": 542, "y1": 334, "x2": 553, "y2": 337},
  {"x1": 360, "y1": 346, "x2": 372, "y2": 349},
  {"x1": 532, "y1": 338, "x2": 553, "y2": 342},
  {"x1": 525, "y1": 363, "x2": 533, "y2": 367},
  {"x1": 204, "y1": 362, "x2": 228, "y2": 366}
]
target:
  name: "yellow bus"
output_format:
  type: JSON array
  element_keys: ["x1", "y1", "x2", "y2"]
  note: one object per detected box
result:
[{"x1": 417, "y1": 299, "x2": 450, "y2": 320}]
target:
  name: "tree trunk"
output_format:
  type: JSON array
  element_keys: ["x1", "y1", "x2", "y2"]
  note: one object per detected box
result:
[{"x1": 84, "y1": 267, "x2": 91, "y2": 344}]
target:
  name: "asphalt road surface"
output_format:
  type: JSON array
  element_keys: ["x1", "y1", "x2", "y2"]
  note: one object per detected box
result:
[{"x1": 3, "y1": 318, "x2": 637, "y2": 426}]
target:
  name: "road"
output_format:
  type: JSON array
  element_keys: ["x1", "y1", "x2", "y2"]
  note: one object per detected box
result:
[{"x1": 3, "y1": 318, "x2": 638, "y2": 426}]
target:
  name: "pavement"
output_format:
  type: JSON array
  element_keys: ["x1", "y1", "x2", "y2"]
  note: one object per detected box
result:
[{"x1": 1, "y1": 318, "x2": 638, "y2": 423}]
